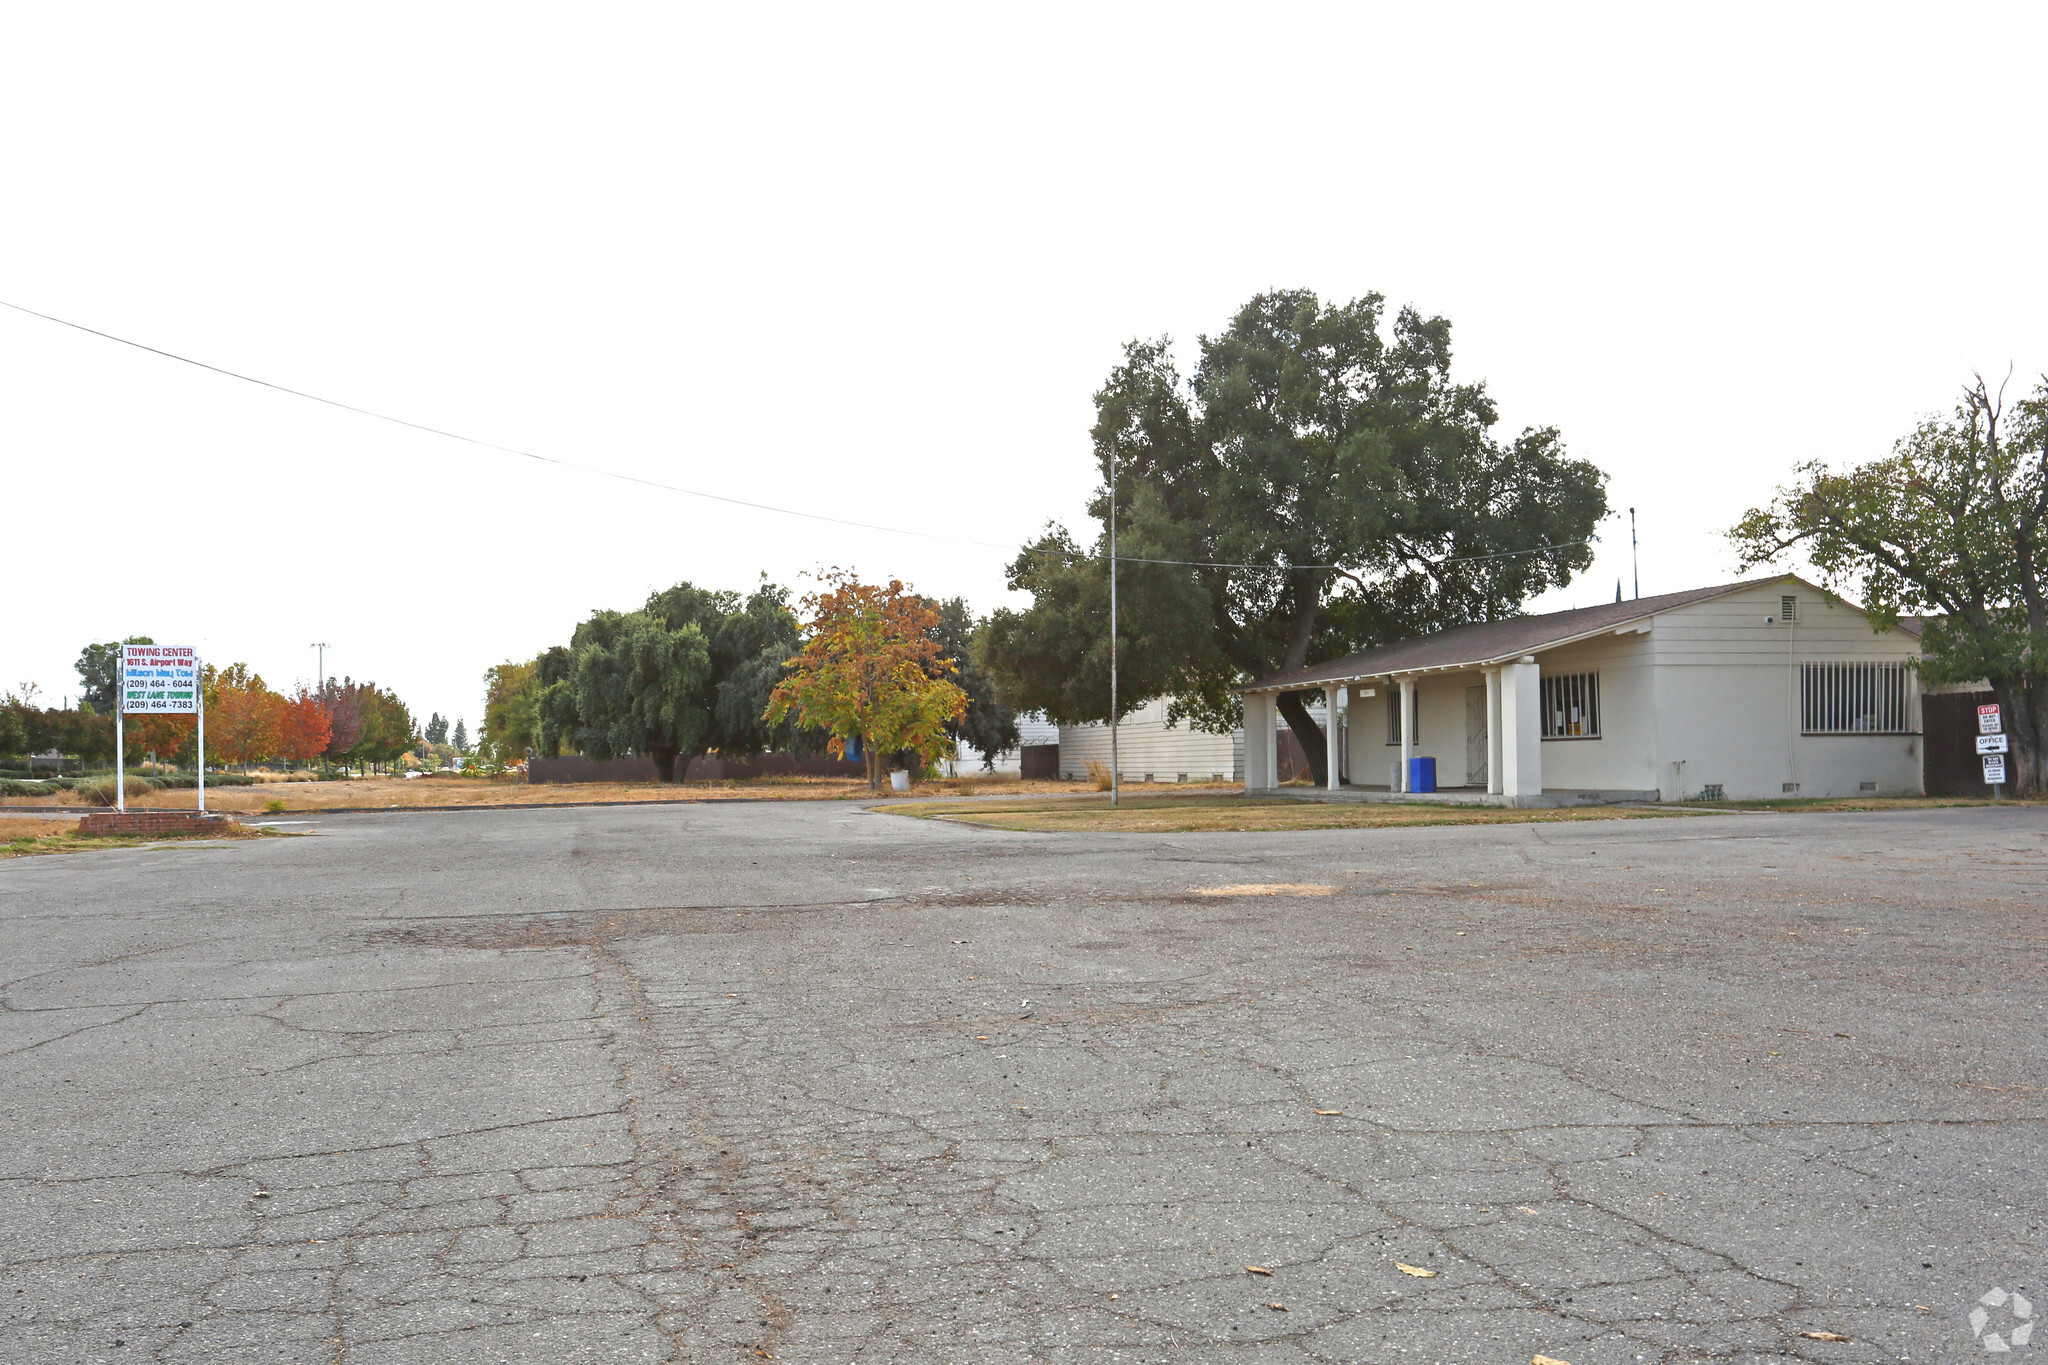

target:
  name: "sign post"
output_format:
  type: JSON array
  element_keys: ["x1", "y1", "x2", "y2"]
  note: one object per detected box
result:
[
  {"x1": 1979, "y1": 703, "x2": 2005, "y2": 799},
  {"x1": 120, "y1": 645, "x2": 202, "y2": 811}
]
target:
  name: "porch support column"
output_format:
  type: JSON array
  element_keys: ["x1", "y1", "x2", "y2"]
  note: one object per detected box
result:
[
  {"x1": 1322, "y1": 685, "x2": 1343, "y2": 790},
  {"x1": 1242, "y1": 691, "x2": 1277, "y2": 791},
  {"x1": 1486, "y1": 667, "x2": 1503, "y2": 795},
  {"x1": 1499, "y1": 657, "x2": 1542, "y2": 804},
  {"x1": 1347, "y1": 683, "x2": 1378, "y2": 788},
  {"x1": 1398, "y1": 676, "x2": 1417, "y2": 793}
]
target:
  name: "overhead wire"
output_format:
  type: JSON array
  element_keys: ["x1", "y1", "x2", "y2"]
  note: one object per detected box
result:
[
  {"x1": 3, "y1": 299, "x2": 1601, "y2": 575},
  {"x1": 0, "y1": 299, "x2": 1018, "y2": 551}
]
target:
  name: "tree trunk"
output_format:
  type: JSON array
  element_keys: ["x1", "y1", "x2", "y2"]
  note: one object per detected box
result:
[
  {"x1": 866, "y1": 741, "x2": 882, "y2": 791},
  {"x1": 650, "y1": 746, "x2": 680, "y2": 783},
  {"x1": 1993, "y1": 679, "x2": 2047, "y2": 798},
  {"x1": 1275, "y1": 691, "x2": 1327, "y2": 788}
]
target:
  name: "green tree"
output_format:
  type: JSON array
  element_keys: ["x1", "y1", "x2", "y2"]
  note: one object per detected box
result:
[
  {"x1": 75, "y1": 637, "x2": 154, "y2": 713},
  {"x1": 348, "y1": 685, "x2": 418, "y2": 773},
  {"x1": 982, "y1": 290, "x2": 1608, "y2": 784},
  {"x1": 537, "y1": 608, "x2": 713, "y2": 781},
  {"x1": 930, "y1": 597, "x2": 1018, "y2": 769},
  {"x1": 452, "y1": 718, "x2": 468, "y2": 753},
  {"x1": 1732, "y1": 373, "x2": 2048, "y2": 796},
  {"x1": 532, "y1": 580, "x2": 807, "y2": 778},
  {"x1": 481, "y1": 659, "x2": 540, "y2": 760},
  {"x1": 424, "y1": 712, "x2": 449, "y2": 745}
]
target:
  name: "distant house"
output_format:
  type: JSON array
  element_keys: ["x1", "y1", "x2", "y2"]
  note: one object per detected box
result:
[
  {"x1": 1237, "y1": 575, "x2": 1924, "y2": 804},
  {"x1": 1056, "y1": 698, "x2": 1246, "y2": 784},
  {"x1": 948, "y1": 712, "x2": 1059, "y2": 776}
]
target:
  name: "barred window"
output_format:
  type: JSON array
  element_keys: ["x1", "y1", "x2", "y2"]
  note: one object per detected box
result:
[
  {"x1": 1541, "y1": 672, "x2": 1600, "y2": 738},
  {"x1": 1800, "y1": 661, "x2": 1913, "y2": 734},
  {"x1": 1385, "y1": 689, "x2": 1418, "y2": 745}
]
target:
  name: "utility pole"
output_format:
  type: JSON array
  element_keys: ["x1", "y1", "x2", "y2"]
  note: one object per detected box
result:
[
  {"x1": 1109, "y1": 450, "x2": 1120, "y2": 808},
  {"x1": 311, "y1": 642, "x2": 329, "y2": 776},
  {"x1": 1630, "y1": 508, "x2": 1639, "y2": 599}
]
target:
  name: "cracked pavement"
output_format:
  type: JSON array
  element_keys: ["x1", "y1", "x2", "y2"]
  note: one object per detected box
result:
[{"x1": 1, "y1": 800, "x2": 2044, "y2": 1363}]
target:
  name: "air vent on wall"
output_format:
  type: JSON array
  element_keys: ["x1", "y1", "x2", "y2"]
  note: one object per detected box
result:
[{"x1": 1781, "y1": 594, "x2": 1798, "y2": 622}]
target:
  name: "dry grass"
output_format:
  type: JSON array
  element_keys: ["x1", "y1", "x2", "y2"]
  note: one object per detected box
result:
[
  {"x1": 876, "y1": 795, "x2": 1704, "y2": 833},
  {"x1": 2, "y1": 817, "x2": 275, "y2": 859},
  {"x1": 0, "y1": 772, "x2": 1232, "y2": 814}
]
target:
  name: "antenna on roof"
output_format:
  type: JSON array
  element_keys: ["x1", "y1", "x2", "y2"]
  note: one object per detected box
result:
[{"x1": 1630, "y1": 508, "x2": 1640, "y2": 599}]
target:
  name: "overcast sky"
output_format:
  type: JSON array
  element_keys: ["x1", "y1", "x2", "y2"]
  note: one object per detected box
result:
[{"x1": 6, "y1": 4, "x2": 2044, "y2": 728}]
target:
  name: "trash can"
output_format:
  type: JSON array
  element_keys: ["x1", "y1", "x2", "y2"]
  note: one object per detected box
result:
[
  {"x1": 1406, "y1": 756, "x2": 1437, "y2": 794},
  {"x1": 889, "y1": 770, "x2": 910, "y2": 793}
]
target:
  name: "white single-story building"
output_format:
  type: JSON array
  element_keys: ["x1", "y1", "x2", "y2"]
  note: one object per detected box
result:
[
  {"x1": 947, "y1": 712, "x2": 1059, "y2": 775},
  {"x1": 1238, "y1": 576, "x2": 1924, "y2": 804},
  {"x1": 1056, "y1": 697, "x2": 1246, "y2": 783}
]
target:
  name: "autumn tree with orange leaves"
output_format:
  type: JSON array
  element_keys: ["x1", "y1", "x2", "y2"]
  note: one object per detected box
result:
[
  {"x1": 206, "y1": 663, "x2": 288, "y2": 772},
  {"x1": 278, "y1": 687, "x2": 333, "y2": 768},
  {"x1": 766, "y1": 571, "x2": 967, "y2": 790}
]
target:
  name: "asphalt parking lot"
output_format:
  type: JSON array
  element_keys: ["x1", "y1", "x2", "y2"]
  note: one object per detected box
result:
[{"x1": 2, "y1": 801, "x2": 2044, "y2": 1364}]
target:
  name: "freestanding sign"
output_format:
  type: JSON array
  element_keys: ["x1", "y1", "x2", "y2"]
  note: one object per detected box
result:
[
  {"x1": 1983, "y1": 753, "x2": 2007, "y2": 786},
  {"x1": 1977, "y1": 733, "x2": 2011, "y2": 755},
  {"x1": 1980, "y1": 703, "x2": 2003, "y2": 734},
  {"x1": 117, "y1": 645, "x2": 204, "y2": 814}
]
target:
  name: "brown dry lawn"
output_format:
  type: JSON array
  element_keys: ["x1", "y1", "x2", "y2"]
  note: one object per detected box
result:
[
  {"x1": 1, "y1": 816, "x2": 277, "y2": 859},
  {"x1": 876, "y1": 795, "x2": 1710, "y2": 833},
  {"x1": 2, "y1": 774, "x2": 1232, "y2": 814}
]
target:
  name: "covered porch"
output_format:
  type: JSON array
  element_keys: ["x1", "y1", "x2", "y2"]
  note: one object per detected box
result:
[{"x1": 1243, "y1": 658, "x2": 1549, "y2": 804}]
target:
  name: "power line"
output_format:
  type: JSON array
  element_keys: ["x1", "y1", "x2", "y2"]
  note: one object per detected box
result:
[
  {"x1": 2, "y1": 300, "x2": 1601, "y2": 575},
  {"x1": 0, "y1": 299, "x2": 1016, "y2": 551}
]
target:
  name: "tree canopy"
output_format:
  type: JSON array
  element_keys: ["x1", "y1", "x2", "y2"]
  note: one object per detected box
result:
[
  {"x1": 532, "y1": 580, "x2": 805, "y2": 781},
  {"x1": 982, "y1": 289, "x2": 1608, "y2": 783},
  {"x1": 766, "y1": 571, "x2": 967, "y2": 789},
  {"x1": 1732, "y1": 373, "x2": 2048, "y2": 796},
  {"x1": 930, "y1": 597, "x2": 1019, "y2": 769},
  {"x1": 75, "y1": 637, "x2": 153, "y2": 713}
]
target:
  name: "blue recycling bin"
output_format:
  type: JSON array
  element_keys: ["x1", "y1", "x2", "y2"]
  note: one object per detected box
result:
[{"x1": 1406, "y1": 756, "x2": 1437, "y2": 793}]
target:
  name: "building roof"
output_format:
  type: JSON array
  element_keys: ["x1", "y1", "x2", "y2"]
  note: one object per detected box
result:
[{"x1": 1239, "y1": 574, "x2": 1911, "y2": 693}]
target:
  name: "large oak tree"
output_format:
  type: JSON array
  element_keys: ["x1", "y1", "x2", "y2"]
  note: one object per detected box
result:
[{"x1": 982, "y1": 290, "x2": 1608, "y2": 783}]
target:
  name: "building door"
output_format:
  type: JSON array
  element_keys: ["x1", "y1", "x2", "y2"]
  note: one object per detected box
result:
[
  {"x1": 1465, "y1": 687, "x2": 1489, "y2": 788},
  {"x1": 1922, "y1": 690, "x2": 1995, "y2": 796}
]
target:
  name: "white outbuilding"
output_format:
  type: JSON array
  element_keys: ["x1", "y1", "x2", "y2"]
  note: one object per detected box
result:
[{"x1": 1238, "y1": 575, "x2": 1924, "y2": 804}]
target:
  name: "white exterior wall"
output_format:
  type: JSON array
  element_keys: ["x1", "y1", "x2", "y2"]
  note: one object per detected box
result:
[
  {"x1": 1532, "y1": 633, "x2": 1658, "y2": 792},
  {"x1": 949, "y1": 712, "x2": 1058, "y2": 775},
  {"x1": 1059, "y1": 697, "x2": 1238, "y2": 782},
  {"x1": 1647, "y1": 582, "x2": 1921, "y2": 799}
]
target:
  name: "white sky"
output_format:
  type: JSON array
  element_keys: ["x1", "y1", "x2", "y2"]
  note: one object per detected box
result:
[{"x1": 6, "y1": 4, "x2": 2044, "y2": 726}]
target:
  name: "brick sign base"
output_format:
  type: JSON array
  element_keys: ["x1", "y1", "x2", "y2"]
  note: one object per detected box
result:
[{"x1": 78, "y1": 812, "x2": 237, "y2": 838}]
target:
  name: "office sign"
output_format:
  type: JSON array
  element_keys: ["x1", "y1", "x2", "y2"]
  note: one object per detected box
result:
[
  {"x1": 1979, "y1": 703, "x2": 2002, "y2": 734},
  {"x1": 121, "y1": 645, "x2": 199, "y2": 713},
  {"x1": 1976, "y1": 733, "x2": 2010, "y2": 755},
  {"x1": 1983, "y1": 754, "x2": 2007, "y2": 785}
]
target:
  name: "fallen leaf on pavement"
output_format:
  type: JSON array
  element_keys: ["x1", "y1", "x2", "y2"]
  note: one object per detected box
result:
[
  {"x1": 1266, "y1": 1302, "x2": 1287, "y2": 1310},
  {"x1": 1533, "y1": 1355, "x2": 1572, "y2": 1365},
  {"x1": 1314, "y1": 1109, "x2": 1343, "y2": 1116},
  {"x1": 1395, "y1": 1263, "x2": 1436, "y2": 1278},
  {"x1": 1801, "y1": 1331, "x2": 1850, "y2": 1342},
  {"x1": 1516, "y1": 1206, "x2": 1541, "y2": 1215},
  {"x1": 1245, "y1": 1266, "x2": 1272, "y2": 1276}
]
